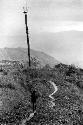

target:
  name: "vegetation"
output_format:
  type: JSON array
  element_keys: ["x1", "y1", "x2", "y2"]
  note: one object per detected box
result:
[{"x1": 0, "y1": 60, "x2": 83, "y2": 124}]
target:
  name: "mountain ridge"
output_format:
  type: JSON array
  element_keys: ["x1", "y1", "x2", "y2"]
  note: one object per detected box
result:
[{"x1": 0, "y1": 48, "x2": 59, "y2": 67}]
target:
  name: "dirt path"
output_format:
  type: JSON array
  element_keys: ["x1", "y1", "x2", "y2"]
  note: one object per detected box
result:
[
  {"x1": 49, "y1": 81, "x2": 58, "y2": 107},
  {"x1": 21, "y1": 81, "x2": 58, "y2": 124},
  {"x1": 49, "y1": 81, "x2": 58, "y2": 100},
  {"x1": 21, "y1": 111, "x2": 36, "y2": 125}
]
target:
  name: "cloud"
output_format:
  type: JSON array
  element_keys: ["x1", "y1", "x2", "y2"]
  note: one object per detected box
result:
[
  {"x1": 44, "y1": 21, "x2": 83, "y2": 32},
  {"x1": 30, "y1": 0, "x2": 83, "y2": 8},
  {"x1": 30, "y1": 0, "x2": 83, "y2": 22},
  {"x1": 30, "y1": 21, "x2": 83, "y2": 34},
  {"x1": 1, "y1": 0, "x2": 83, "y2": 37}
]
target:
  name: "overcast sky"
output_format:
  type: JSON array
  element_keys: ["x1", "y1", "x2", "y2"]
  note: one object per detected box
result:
[{"x1": 1, "y1": 0, "x2": 83, "y2": 67}]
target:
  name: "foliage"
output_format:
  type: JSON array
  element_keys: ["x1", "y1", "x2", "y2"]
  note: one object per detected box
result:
[{"x1": 0, "y1": 61, "x2": 83, "y2": 124}]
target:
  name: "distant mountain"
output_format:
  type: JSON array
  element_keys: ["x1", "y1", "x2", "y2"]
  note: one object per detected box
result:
[
  {"x1": 0, "y1": 48, "x2": 59, "y2": 67},
  {"x1": 30, "y1": 31, "x2": 83, "y2": 67}
]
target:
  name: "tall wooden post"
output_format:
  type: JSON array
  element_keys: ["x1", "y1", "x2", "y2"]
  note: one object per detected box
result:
[{"x1": 23, "y1": 7, "x2": 31, "y2": 67}]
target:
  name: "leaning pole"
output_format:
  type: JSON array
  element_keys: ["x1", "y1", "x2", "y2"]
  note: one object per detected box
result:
[{"x1": 23, "y1": 6, "x2": 31, "y2": 67}]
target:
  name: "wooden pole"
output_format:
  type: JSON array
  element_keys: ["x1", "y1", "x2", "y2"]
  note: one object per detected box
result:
[{"x1": 23, "y1": 11, "x2": 31, "y2": 67}]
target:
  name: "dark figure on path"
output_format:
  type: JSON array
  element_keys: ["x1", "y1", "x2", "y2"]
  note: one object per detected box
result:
[{"x1": 31, "y1": 90, "x2": 38, "y2": 112}]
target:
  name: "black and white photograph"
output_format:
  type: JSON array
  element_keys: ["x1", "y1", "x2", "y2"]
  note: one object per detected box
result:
[{"x1": 0, "y1": 0, "x2": 83, "y2": 124}]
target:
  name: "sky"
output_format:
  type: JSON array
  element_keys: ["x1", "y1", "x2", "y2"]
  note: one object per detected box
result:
[{"x1": 1, "y1": 0, "x2": 83, "y2": 67}]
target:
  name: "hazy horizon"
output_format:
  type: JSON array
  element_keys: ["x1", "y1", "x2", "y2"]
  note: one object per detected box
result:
[{"x1": 1, "y1": 0, "x2": 83, "y2": 67}]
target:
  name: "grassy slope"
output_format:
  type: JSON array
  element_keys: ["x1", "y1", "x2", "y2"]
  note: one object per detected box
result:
[{"x1": 0, "y1": 62, "x2": 83, "y2": 124}]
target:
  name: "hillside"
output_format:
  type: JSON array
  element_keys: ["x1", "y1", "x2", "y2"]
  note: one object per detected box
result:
[
  {"x1": 0, "y1": 48, "x2": 59, "y2": 67},
  {"x1": 0, "y1": 62, "x2": 83, "y2": 124}
]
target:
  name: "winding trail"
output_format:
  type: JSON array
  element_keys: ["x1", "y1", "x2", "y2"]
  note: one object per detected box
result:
[
  {"x1": 49, "y1": 81, "x2": 58, "y2": 100},
  {"x1": 49, "y1": 81, "x2": 58, "y2": 107},
  {"x1": 21, "y1": 111, "x2": 36, "y2": 125},
  {"x1": 21, "y1": 81, "x2": 58, "y2": 124}
]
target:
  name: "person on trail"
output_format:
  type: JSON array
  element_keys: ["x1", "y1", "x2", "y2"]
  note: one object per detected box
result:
[{"x1": 31, "y1": 90, "x2": 38, "y2": 112}]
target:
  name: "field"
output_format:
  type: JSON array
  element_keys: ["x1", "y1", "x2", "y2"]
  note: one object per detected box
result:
[{"x1": 0, "y1": 60, "x2": 83, "y2": 125}]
